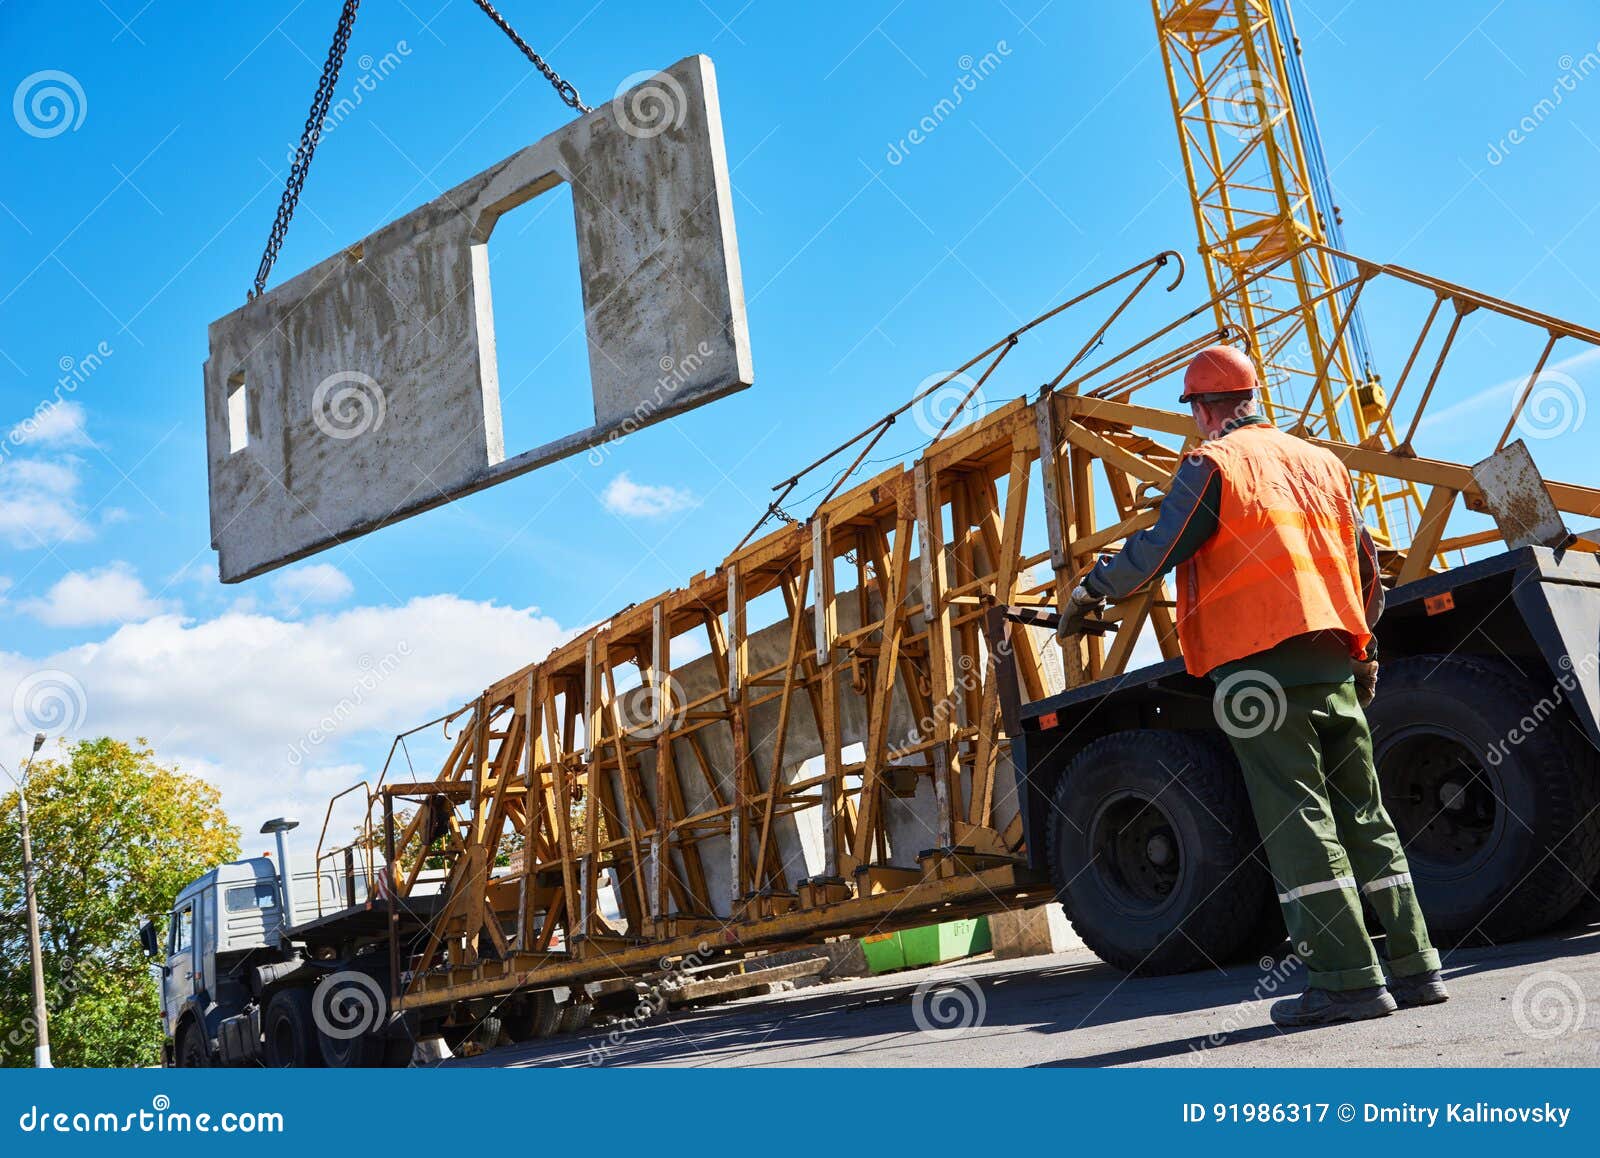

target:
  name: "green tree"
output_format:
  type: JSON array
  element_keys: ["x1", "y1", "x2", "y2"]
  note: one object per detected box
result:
[{"x1": 0, "y1": 738, "x2": 239, "y2": 1067}]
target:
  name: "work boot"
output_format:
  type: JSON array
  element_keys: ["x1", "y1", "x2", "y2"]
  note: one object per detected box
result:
[
  {"x1": 1387, "y1": 969, "x2": 1449, "y2": 1008},
  {"x1": 1270, "y1": 985, "x2": 1396, "y2": 1027}
]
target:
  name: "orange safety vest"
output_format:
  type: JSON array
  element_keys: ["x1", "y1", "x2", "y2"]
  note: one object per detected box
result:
[{"x1": 1176, "y1": 424, "x2": 1371, "y2": 676}]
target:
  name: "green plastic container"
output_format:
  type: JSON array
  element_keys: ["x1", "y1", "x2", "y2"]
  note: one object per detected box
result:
[
  {"x1": 860, "y1": 917, "x2": 992, "y2": 973},
  {"x1": 860, "y1": 931, "x2": 906, "y2": 973}
]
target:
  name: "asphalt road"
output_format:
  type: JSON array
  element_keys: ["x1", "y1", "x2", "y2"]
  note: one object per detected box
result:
[{"x1": 449, "y1": 923, "x2": 1600, "y2": 1068}]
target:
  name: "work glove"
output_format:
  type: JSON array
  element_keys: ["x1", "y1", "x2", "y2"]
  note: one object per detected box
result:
[
  {"x1": 1353, "y1": 648, "x2": 1379, "y2": 707},
  {"x1": 1060, "y1": 583, "x2": 1109, "y2": 639}
]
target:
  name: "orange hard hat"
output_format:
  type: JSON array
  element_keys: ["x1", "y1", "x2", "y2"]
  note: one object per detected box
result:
[{"x1": 1179, "y1": 345, "x2": 1257, "y2": 403}]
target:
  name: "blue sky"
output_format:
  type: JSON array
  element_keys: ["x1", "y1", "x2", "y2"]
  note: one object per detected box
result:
[{"x1": 3, "y1": 0, "x2": 1598, "y2": 843}]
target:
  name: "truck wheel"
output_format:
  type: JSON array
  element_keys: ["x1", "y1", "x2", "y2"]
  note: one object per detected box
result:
[
  {"x1": 558, "y1": 1001, "x2": 591, "y2": 1035},
  {"x1": 263, "y1": 988, "x2": 324, "y2": 1068},
  {"x1": 502, "y1": 990, "x2": 561, "y2": 1042},
  {"x1": 1366, "y1": 656, "x2": 1600, "y2": 943},
  {"x1": 1560, "y1": 727, "x2": 1600, "y2": 928},
  {"x1": 313, "y1": 973, "x2": 398, "y2": 1068},
  {"x1": 176, "y1": 1020, "x2": 210, "y2": 1068},
  {"x1": 1046, "y1": 730, "x2": 1272, "y2": 975}
]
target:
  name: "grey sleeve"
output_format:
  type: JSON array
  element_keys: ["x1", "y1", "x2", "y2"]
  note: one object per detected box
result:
[
  {"x1": 1355, "y1": 498, "x2": 1384, "y2": 628},
  {"x1": 1083, "y1": 456, "x2": 1222, "y2": 601}
]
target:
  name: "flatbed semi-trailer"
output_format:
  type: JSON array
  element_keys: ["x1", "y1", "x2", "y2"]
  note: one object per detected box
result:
[{"x1": 144, "y1": 257, "x2": 1600, "y2": 1066}]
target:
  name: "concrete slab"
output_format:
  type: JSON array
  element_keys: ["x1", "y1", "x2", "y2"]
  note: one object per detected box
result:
[{"x1": 204, "y1": 55, "x2": 751, "y2": 582}]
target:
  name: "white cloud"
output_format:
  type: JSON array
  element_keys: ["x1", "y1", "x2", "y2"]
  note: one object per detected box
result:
[
  {"x1": 0, "y1": 595, "x2": 571, "y2": 842},
  {"x1": 0, "y1": 452, "x2": 90, "y2": 549},
  {"x1": 271, "y1": 563, "x2": 354, "y2": 611},
  {"x1": 19, "y1": 562, "x2": 174, "y2": 627},
  {"x1": 1417, "y1": 347, "x2": 1600, "y2": 440},
  {"x1": 8, "y1": 400, "x2": 92, "y2": 449},
  {"x1": 601, "y1": 472, "x2": 697, "y2": 518}
]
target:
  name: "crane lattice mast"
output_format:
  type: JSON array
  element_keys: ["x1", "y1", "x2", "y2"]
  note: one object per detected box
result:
[{"x1": 1151, "y1": 0, "x2": 1424, "y2": 547}]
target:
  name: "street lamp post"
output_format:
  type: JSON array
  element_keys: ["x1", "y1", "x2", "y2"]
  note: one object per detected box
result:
[{"x1": 17, "y1": 732, "x2": 50, "y2": 1068}]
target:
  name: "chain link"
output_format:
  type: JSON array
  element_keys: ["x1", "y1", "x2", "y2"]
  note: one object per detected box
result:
[
  {"x1": 250, "y1": 0, "x2": 591, "y2": 301},
  {"x1": 251, "y1": 0, "x2": 361, "y2": 300},
  {"x1": 471, "y1": 0, "x2": 592, "y2": 113}
]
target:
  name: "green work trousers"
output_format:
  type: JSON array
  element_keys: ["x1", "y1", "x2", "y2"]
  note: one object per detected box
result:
[{"x1": 1223, "y1": 679, "x2": 1440, "y2": 991}]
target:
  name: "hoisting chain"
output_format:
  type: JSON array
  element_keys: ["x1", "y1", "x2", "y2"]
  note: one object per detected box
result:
[
  {"x1": 471, "y1": 0, "x2": 592, "y2": 113},
  {"x1": 251, "y1": 0, "x2": 361, "y2": 300},
  {"x1": 250, "y1": 0, "x2": 590, "y2": 301}
]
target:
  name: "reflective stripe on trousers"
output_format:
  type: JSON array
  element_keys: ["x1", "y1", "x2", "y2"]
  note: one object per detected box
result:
[
  {"x1": 1277, "y1": 875, "x2": 1356, "y2": 904},
  {"x1": 1361, "y1": 871, "x2": 1413, "y2": 894}
]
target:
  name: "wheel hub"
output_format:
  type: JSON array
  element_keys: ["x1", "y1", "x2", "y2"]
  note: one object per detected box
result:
[
  {"x1": 1090, "y1": 792, "x2": 1183, "y2": 912},
  {"x1": 1379, "y1": 731, "x2": 1501, "y2": 875}
]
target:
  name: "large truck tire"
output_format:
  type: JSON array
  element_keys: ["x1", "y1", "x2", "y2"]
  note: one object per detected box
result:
[
  {"x1": 262, "y1": 987, "x2": 324, "y2": 1068},
  {"x1": 1046, "y1": 729, "x2": 1272, "y2": 975},
  {"x1": 1557, "y1": 724, "x2": 1600, "y2": 929},
  {"x1": 1366, "y1": 655, "x2": 1600, "y2": 943},
  {"x1": 502, "y1": 990, "x2": 562, "y2": 1042},
  {"x1": 175, "y1": 1019, "x2": 210, "y2": 1068}
]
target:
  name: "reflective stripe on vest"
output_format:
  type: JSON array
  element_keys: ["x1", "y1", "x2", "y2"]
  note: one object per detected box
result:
[{"x1": 1176, "y1": 424, "x2": 1371, "y2": 676}]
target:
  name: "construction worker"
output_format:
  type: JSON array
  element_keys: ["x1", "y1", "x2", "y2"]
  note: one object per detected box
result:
[{"x1": 1066, "y1": 344, "x2": 1448, "y2": 1027}]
